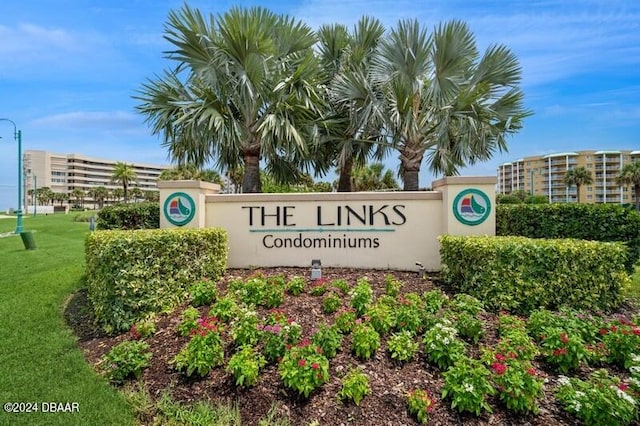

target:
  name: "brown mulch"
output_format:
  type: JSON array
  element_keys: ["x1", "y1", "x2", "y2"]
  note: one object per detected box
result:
[{"x1": 65, "y1": 267, "x2": 634, "y2": 425}]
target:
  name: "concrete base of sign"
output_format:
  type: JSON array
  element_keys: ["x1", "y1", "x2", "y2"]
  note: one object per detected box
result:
[{"x1": 159, "y1": 177, "x2": 496, "y2": 271}]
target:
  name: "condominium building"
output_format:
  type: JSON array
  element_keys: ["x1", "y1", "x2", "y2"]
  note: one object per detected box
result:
[
  {"x1": 23, "y1": 150, "x2": 170, "y2": 205},
  {"x1": 497, "y1": 150, "x2": 640, "y2": 204}
]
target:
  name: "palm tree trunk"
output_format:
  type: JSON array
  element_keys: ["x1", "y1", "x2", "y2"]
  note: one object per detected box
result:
[
  {"x1": 403, "y1": 171, "x2": 420, "y2": 191},
  {"x1": 123, "y1": 183, "x2": 128, "y2": 203},
  {"x1": 337, "y1": 157, "x2": 354, "y2": 192},
  {"x1": 576, "y1": 184, "x2": 581, "y2": 203},
  {"x1": 243, "y1": 148, "x2": 261, "y2": 193},
  {"x1": 635, "y1": 185, "x2": 640, "y2": 212},
  {"x1": 400, "y1": 145, "x2": 424, "y2": 191}
]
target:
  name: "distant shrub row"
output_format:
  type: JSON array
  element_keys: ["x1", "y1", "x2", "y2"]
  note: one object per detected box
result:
[
  {"x1": 439, "y1": 235, "x2": 630, "y2": 314},
  {"x1": 496, "y1": 203, "x2": 640, "y2": 271},
  {"x1": 96, "y1": 202, "x2": 159, "y2": 230},
  {"x1": 85, "y1": 228, "x2": 227, "y2": 333}
]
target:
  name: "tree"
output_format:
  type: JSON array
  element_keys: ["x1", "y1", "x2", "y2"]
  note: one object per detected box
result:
[
  {"x1": 88, "y1": 186, "x2": 109, "y2": 209},
  {"x1": 136, "y1": 5, "x2": 324, "y2": 193},
  {"x1": 112, "y1": 188, "x2": 124, "y2": 203},
  {"x1": 143, "y1": 190, "x2": 159, "y2": 202},
  {"x1": 349, "y1": 163, "x2": 399, "y2": 192},
  {"x1": 36, "y1": 187, "x2": 54, "y2": 206},
  {"x1": 112, "y1": 162, "x2": 137, "y2": 202},
  {"x1": 130, "y1": 187, "x2": 143, "y2": 202},
  {"x1": 159, "y1": 164, "x2": 223, "y2": 185},
  {"x1": 317, "y1": 17, "x2": 387, "y2": 192},
  {"x1": 371, "y1": 20, "x2": 529, "y2": 190},
  {"x1": 54, "y1": 192, "x2": 68, "y2": 206},
  {"x1": 563, "y1": 166, "x2": 593, "y2": 203},
  {"x1": 71, "y1": 188, "x2": 85, "y2": 208},
  {"x1": 617, "y1": 161, "x2": 640, "y2": 211}
]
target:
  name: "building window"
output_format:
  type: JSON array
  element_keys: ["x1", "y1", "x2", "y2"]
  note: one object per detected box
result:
[
  {"x1": 587, "y1": 187, "x2": 592, "y2": 191},
  {"x1": 587, "y1": 195, "x2": 593, "y2": 200},
  {"x1": 586, "y1": 155, "x2": 592, "y2": 160}
]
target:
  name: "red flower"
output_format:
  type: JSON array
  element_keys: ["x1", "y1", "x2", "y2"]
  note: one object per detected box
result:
[
  {"x1": 495, "y1": 353, "x2": 507, "y2": 362},
  {"x1": 619, "y1": 383, "x2": 629, "y2": 392},
  {"x1": 298, "y1": 359, "x2": 307, "y2": 367},
  {"x1": 599, "y1": 328, "x2": 608, "y2": 335},
  {"x1": 611, "y1": 325, "x2": 618, "y2": 333},
  {"x1": 492, "y1": 362, "x2": 507, "y2": 375},
  {"x1": 311, "y1": 363, "x2": 319, "y2": 370},
  {"x1": 316, "y1": 346, "x2": 323, "y2": 354},
  {"x1": 299, "y1": 338, "x2": 311, "y2": 347},
  {"x1": 632, "y1": 328, "x2": 640, "y2": 336},
  {"x1": 129, "y1": 325, "x2": 141, "y2": 340},
  {"x1": 553, "y1": 348, "x2": 568, "y2": 357},
  {"x1": 560, "y1": 333, "x2": 569, "y2": 344},
  {"x1": 527, "y1": 367, "x2": 537, "y2": 376},
  {"x1": 508, "y1": 352, "x2": 517, "y2": 359}
]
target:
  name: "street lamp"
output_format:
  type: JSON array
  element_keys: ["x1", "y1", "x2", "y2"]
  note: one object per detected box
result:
[{"x1": 0, "y1": 118, "x2": 24, "y2": 234}]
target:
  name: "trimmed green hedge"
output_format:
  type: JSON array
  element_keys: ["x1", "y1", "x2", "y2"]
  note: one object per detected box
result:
[
  {"x1": 496, "y1": 203, "x2": 640, "y2": 271},
  {"x1": 96, "y1": 202, "x2": 160, "y2": 230},
  {"x1": 439, "y1": 235, "x2": 631, "y2": 314},
  {"x1": 86, "y1": 228, "x2": 228, "y2": 333}
]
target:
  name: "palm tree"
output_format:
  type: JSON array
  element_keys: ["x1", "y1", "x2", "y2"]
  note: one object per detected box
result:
[
  {"x1": 317, "y1": 17, "x2": 387, "y2": 192},
  {"x1": 130, "y1": 187, "x2": 143, "y2": 202},
  {"x1": 143, "y1": 190, "x2": 159, "y2": 202},
  {"x1": 71, "y1": 188, "x2": 85, "y2": 208},
  {"x1": 159, "y1": 164, "x2": 223, "y2": 185},
  {"x1": 350, "y1": 163, "x2": 399, "y2": 191},
  {"x1": 112, "y1": 162, "x2": 137, "y2": 202},
  {"x1": 112, "y1": 188, "x2": 124, "y2": 203},
  {"x1": 617, "y1": 161, "x2": 640, "y2": 211},
  {"x1": 54, "y1": 192, "x2": 68, "y2": 206},
  {"x1": 90, "y1": 186, "x2": 109, "y2": 209},
  {"x1": 563, "y1": 166, "x2": 593, "y2": 203},
  {"x1": 371, "y1": 20, "x2": 529, "y2": 190},
  {"x1": 135, "y1": 5, "x2": 324, "y2": 193}
]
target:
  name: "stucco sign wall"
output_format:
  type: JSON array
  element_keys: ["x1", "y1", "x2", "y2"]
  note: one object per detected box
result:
[{"x1": 158, "y1": 176, "x2": 496, "y2": 271}]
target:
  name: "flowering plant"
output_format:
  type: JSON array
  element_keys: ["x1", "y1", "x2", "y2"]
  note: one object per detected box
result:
[
  {"x1": 172, "y1": 331, "x2": 224, "y2": 377},
  {"x1": 423, "y1": 319, "x2": 466, "y2": 370},
  {"x1": 311, "y1": 323, "x2": 342, "y2": 359},
  {"x1": 176, "y1": 306, "x2": 200, "y2": 336},
  {"x1": 384, "y1": 274, "x2": 403, "y2": 297},
  {"x1": 322, "y1": 292, "x2": 341, "y2": 314},
  {"x1": 226, "y1": 345, "x2": 266, "y2": 387},
  {"x1": 555, "y1": 369, "x2": 638, "y2": 425},
  {"x1": 229, "y1": 307, "x2": 260, "y2": 347},
  {"x1": 421, "y1": 289, "x2": 449, "y2": 314},
  {"x1": 260, "y1": 310, "x2": 302, "y2": 363},
  {"x1": 330, "y1": 278, "x2": 351, "y2": 295},
  {"x1": 393, "y1": 298, "x2": 424, "y2": 334},
  {"x1": 130, "y1": 318, "x2": 156, "y2": 339},
  {"x1": 487, "y1": 352, "x2": 544, "y2": 414},
  {"x1": 366, "y1": 300, "x2": 394, "y2": 334},
  {"x1": 451, "y1": 311, "x2": 484, "y2": 343},
  {"x1": 387, "y1": 331, "x2": 419, "y2": 363},
  {"x1": 442, "y1": 356, "x2": 495, "y2": 416},
  {"x1": 338, "y1": 368, "x2": 370, "y2": 405},
  {"x1": 309, "y1": 278, "x2": 328, "y2": 296},
  {"x1": 189, "y1": 278, "x2": 218, "y2": 307},
  {"x1": 208, "y1": 295, "x2": 239, "y2": 323},
  {"x1": 278, "y1": 340, "x2": 329, "y2": 398},
  {"x1": 451, "y1": 293, "x2": 484, "y2": 316},
  {"x1": 285, "y1": 276, "x2": 306, "y2": 296},
  {"x1": 334, "y1": 308, "x2": 357, "y2": 334},
  {"x1": 541, "y1": 329, "x2": 588, "y2": 374},
  {"x1": 407, "y1": 389, "x2": 435, "y2": 424},
  {"x1": 350, "y1": 278, "x2": 373, "y2": 316},
  {"x1": 351, "y1": 322, "x2": 380, "y2": 360},
  {"x1": 600, "y1": 320, "x2": 640, "y2": 368}
]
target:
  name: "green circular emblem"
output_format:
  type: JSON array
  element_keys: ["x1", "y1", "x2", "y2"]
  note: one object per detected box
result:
[
  {"x1": 452, "y1": 188, "x2": 491, "y2": 226},
  {"x1": 163, "y1": 192, "x2": 196, "y2": 226}
]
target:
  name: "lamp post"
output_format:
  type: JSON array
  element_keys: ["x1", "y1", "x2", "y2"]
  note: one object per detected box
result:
[{"x1": 0, "y1": 118, "x2": 24, "y2": 234}]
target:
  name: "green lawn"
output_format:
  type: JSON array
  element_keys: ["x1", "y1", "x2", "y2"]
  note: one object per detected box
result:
[{"x1": 0, "y1": 214, "x2": 134, "y2": 426}]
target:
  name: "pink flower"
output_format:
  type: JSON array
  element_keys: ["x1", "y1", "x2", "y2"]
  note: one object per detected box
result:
[
  {"x1": 527, "y1": 367, "x2": 537, "y2": 376},
  {"x1": 492, "y1": 362, "x2": 507, "y2": 375},
  {"x1": 619, "y1": 383, "x2": 629, "y2": 392},
  {"x1": 495, "y1": 353, "x2": 507, "y2": 362},
  {"x1": 560, "y1": 333, "x2": 569, "y2": 344},
  {"x1": 311, "y1": 363, "x2": 319, "y2": 370},
  {"x1": 553, "y1": 348, "x2": 567, "y2": 357},
  {"x1": 298, "y1": 359, "x2": 306, "y2": 367}
]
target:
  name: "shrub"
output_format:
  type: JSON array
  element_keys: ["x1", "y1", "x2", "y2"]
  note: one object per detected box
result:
[
  {"x1": 86, "y1": 228, "x2": 227, "y2": 333},
  {"x1": 285, "y1": 276, "x2": 306, "y2": 296},
  {"x1": 442, "y1": 357, "x2": 495, "y2": 416},
  {"x1": 322, "y1": 292, "x2": 341, "y2": 314},
  {"x1": 350, "y1": 278, "x2": 373, "y2": 316},
  {"x1": 101, "y1": 340, "x2": 152, "y2": 384},
  {"x1": 338, "y1": 368, "x2": 370, "y2": 405},
  {"x1": 130, "y1": 318, "x2": 156, "y2": 339},
  {"x1": 229, "y1": 308, "x2": 260, "y2": 347},
  {"x1": 311, "y1": 324, "x2": 342, "y2": 359},
  {"x1": 351, "y1": 323, "x2": 380, "y2": 360},
  {"x1": 279, "y1": 342, "x2": 329, "y2": 398},
  {"x1": 407, "y1": 389, "x2": 435, "y2": 424},
  {"x1": 173, "y1": 331, "x2": 225, "y2": 377},
  {"x1": 387, "y1": 331, "x2": 419, "y2": 363},
  {"x1": 423, "y1": 319, "x2": 466, "y2": 370},
  {"x1": 96, "y1": 202, "x2": 159, "y2": 230},
  {"x1": 209, "y1": 296, "x2": 239, "y2": 323},
  {"x1": 600, "y1": 320, "x2": 640, "y2": 369},
  {"x1": 177, "y1": 307, "x2": 201, "y2": 337},
  {"x1": 496, "y1": 203, "x2": 640, "y2": 271},
  {"x1": 540, "y1": 329, "x2": 589, "y2": 374},
  {"x1": 226, "y1": 346, "x2": 266, "y2": 387},
  {"x1": 490, "y1": 356, "x2": 544, "y2": 414},
  {"x1": 439, "y1": 235, "x2": 631, "y2": 314},
  {"x1": 189, "y1": 279, "x2": 218, "y2": 307}
]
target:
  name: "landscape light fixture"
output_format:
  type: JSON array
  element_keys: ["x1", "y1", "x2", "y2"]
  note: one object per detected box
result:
[
  {"x1": 310, "y1": 259, "x2": 322, "y2": 280},
  {"x1": 0, "y1": 118, "x2": 24, "y2": 234}
]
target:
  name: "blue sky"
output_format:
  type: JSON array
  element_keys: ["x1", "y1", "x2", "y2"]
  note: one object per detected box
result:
[{"x1": 1, "y1": 0, "x2": 639, "y2": 209}]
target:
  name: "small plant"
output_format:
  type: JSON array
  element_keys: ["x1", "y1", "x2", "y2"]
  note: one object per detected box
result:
[
  {"x1": 177, "y1": 306, "x2": 201, "y2": 337},
  {"x1": 338, "y1": 368, "x2": 370, "y2": 405},
  {"x1": 421, "y1": 289, "x2": 449, "y2": 314},
  {"x1": 423, "y1": 320, "x2": 466, "y2": 370},
  {"x1": 189, "y1": 278, "x2": 218, "y2": 306},
  {"x1": 600, "y1": 321, "x2": 640, "y2": 368},
  {"x1": 452, "y1": 311, "x2": 484, "y2": 343},
  {"x1": 366, "y1": 301, "x2": 394, "y2": 335},
  {"x1": 407, "y1": 389, "x2": 435, "y2": 424},
  {"x1": 334, "y1": 308, "x2": 357, "y2": 334},
  {"x1": 331, "y1": 278, "x2": 350, "y2": 295},
  {"x1": 387, "y1": 331, "x2": 419, "y2": 363},
  {"x1": 452, "y1": 293, "x2": 484, "y2": 316},
  {"x1": 229, "y1": 308, "x2": 260, "y2": 347},
  {"x1": 234, "y1": 274, "x2": 267, "y2": 306},
  {"x1": 130, "y1": 318, "x2": 156, "y2": 339},
  {"x1": 322, "y1": 292, "x2": 341, "y2": 314},
  {"x1": 384, "y1": 274, "x2": 403, "y2": 297},
  {"x1": 540, "y1": 329, "x2": 589, "y2": 374},
  {"x1": 394, "y1": 299, "x2": 424, "y2": 334},
  {"x1": 311, "y1": 323, "x2": 343, "y2": 359},
  {"x1": 173, "y1": 319, "x2": 225, "y2": 377},
  {"x1": 556, "y1": 369, "x2": 638, "y2": 426},
  {"x1": 101, "y1": 340, "x2": 152, "y2": 384},
  {"x1": 209, "y1": 296, "x2": 239, "y2": 323},
  {"x1": 351, "y1": 322, "x2": 380, "y2": 360},
  {"x1": 350, "y1": 278, "x2": 373, "y2": 316},
  {"x1": 279, "y1": 341, "x2": 329, "y2": 398},
  {"x1": 442, "y1": 356, "x2": 495, "y2": 416},
  {"x1": 226, "y1": 345, "x2": 266, "y2": 387},
  {"x1": 526, "y1": 309, "x2": 559, "y2": 341},
  {"x1": 309, "y1": 281, "x2": 328, "y2": 296},
  {"x1": 263, "y1": 277, "x2": 285, "y2": 308},
  {"x1": 487, "y1": 353, "x2": 544, "y2": 414},
  {"x1": 286, "y1": 276, "x2": 306, "y2": 296}
]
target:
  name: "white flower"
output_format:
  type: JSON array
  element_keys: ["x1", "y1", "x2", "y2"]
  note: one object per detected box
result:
[
  {"x1": 630, "y1": 366, "x2": 640, "y2": 374},
  {"x1": 442, "y1": 337, "x2": 450, "y2": 345},
  {"x1": 463, "y1": 383, "x2": 474, "y2": 393},
  {"x1": 557, "y1": 375, "x2": 571, "y2": 386},
  {"x1": 575, "y1": 391, "x2": 586, "y2": 399},
  {"x1": 612, "y1": 386, "x2": 637, "y2": 406},
  {"x1": 570, "y1": 400, "x2": 582, "y2": 412},
  {"x1": 630, "y1": 353, "x2": 640, "y2": 363}
]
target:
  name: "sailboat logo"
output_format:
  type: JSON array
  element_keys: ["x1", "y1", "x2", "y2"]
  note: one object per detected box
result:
[
  {"x1": 164, "y1": 192, "x2": 196, "y2": 226},
  {"x1": 453, "y1": 189, "x2": 491, "y2": 226}
]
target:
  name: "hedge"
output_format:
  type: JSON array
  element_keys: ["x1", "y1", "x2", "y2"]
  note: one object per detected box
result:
[
  {"x1": 439, "y1": 235, "x2": 631, "y2": 314},
  {"x1": 86, "y1": 228, "x2": 228, "y2": 333},
  {"x1": 96, "y1": 202, "x2": 160, "y2": 230},
  {"x1": 496, "y1": 203, "x2": 640, "y2": 271}
]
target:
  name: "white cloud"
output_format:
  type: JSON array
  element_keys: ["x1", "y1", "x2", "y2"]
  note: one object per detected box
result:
[{"x1": 32, "y1": 111, "x2": 140, "y2": 129}]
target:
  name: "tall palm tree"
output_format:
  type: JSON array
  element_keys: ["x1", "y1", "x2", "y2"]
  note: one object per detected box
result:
[
  {"x1": 317, "y1": 17, "x2": 387, "y2": 192},
  {"x1": 371, "y1": 20, "x2": 529, "y2": 190},
  {"x1": 350, "y1": 162, "x2": 399, "y2": 191},
  {"x1": 563, "y1": 166, "x2": 593, "y2": 203},
  {"x1": 135, "y1": 5, "x2": 324, "y2": 193},
  {"x1": 617, "y1": 161, "x2": 640, "y2": 211},
  {"x1": 159, "y1": 164, "x2": 223, "y2": 185},
  {"x1": 130, "y1": 187, "x2": 143, "y2": 202},
  {"x1": 71, "y1": 188, "x2": 85, "y2": 208},
  {"x1": 112, "y1": 188, "x2": 124, "y2": 203},
  {"x1": 89, "y1": 186, "x2": 109, "y2": 209},
  {"x1": 112, "y1": 162, "x2": 137, "y2": 202}
]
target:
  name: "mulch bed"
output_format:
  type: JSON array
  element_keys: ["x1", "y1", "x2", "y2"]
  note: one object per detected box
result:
[{"x1": 65, "y1": 267, "x2": 637, "y2": 425}]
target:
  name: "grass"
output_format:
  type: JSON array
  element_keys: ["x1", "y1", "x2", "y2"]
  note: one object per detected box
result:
[{"x1": 0, "y1": 214, "x2": 134, "y2": 426}]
